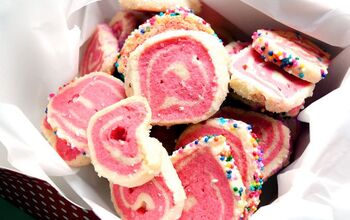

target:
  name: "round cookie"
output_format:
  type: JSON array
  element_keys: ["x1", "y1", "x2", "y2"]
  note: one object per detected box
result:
[
  {"x1": 252, "y1": 29, "x2": 330, "y2": 83},
  {"x1": 87, "y1": 96, "x2": 163, "y2": 187},
  {"x1": 41, "y1": 116, "x2": 90, "y2": 167},
  {"x1": 176, "y1": 118, "x2": 263, "y2": 216},
  {"x1": 119, "y1": 0, "x2": 201, "y2": 14},
  {"x1": 125, "y1": 30, "x2": 229, "y2": 126},
  {"x1": 117, "y1": 8, "x2": 215, "y2": 75},
  {"x1": 229, "y1": 46, "x2": 315, "y2": 114},
  {"x1": 217, "y1": 107, "x2": 291, "y2": 179},
  {"x1": 47, "y1": 72, "x2": 126, "y2": 152},
  {"x1": 172, "y1": 135, "x2": 246, "y2": 220},
  {"x1": 80, "y1": 24, "x2": 119, "y2": 76},
  {"x1": 109, "y1": 11, "x2": 140, "y2": 48},
  {"x1": 111, "y1": 148, "x2": 186, "y2": 220}
]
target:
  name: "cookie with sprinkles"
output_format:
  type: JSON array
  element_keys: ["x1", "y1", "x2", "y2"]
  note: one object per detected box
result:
[
  {"x1": 79, "y1": 24, "x2": 119, "y2": 76},
  {"x1": 118, "y1": 0, "x2": 201, "y2": 14},
  {"x1": 176, "y1": 118, "x2": 263, "y2": 216},
  {"x1": 172, "y1": 135, "x2": 246, "y2": 220},
  {"x1": 229, "y1": 46, "x2": 315, "y2": 114},
  {"x1": 216, "y1": 107, "x2": 291, "y2": 180},
  {"x1": 111, "y1": 147, "x2": 186, "y2": 220},
  {"x1": 125, "y1": 30, "x2": 229, "y2": 126},
  {"x1": 41, "y1": 116, "x2": 90, "y2": 167},
  {"x1": 117, "y1": 7, "x2": 215, "y2": 75},
  {"x1": 252, "y1": 29, "x2": 330, "y2": 83},
  {"x1": 87, "y1": 96, "x2": 164, "y2": 187},
  {"x1": 109, "y1": 11, "x2": 142, "y2": 48},
  {"x1": 47, "y1": 72, "x2": 126, "y2": 153}
]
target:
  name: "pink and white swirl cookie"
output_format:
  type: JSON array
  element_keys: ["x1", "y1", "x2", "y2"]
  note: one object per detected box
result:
[
  {"x1": 47, "y1": 72, "x2": 126, "y2": 153},
  {"x1": 225, "y1": 41, "x2": 250, "y2": 55},
  {"x1": 79, "y1": 24, "x2": 119, "y2": 76},
  {"x1": 87, "y1": 96, "x2": 163, "y2": 187},
  {"x1": 125, "y1": 30, "x2": 229, "y2": 126},
  {"x1": 117, "y1": 8, "x2": 215, "y2": 75},
  {"x1": 109, "y1": 11, "x2": 140, "y2": 48},
  {"x1": 217, "y1": 107, "x2": 291, "y2": 179},
  {"x1": 252, "y1": 29, "x2": 330, "y2": 83},
  {"x1": 176, "y1": 118, "x2": 263, "y2": 216},
  {"x1": 229, "y1": 46, "x2": 315, "y2": 114},
  {"x1": 111, "y1": 148, "x2": 186, "y2": 220},
  {"x1": 41, "y1": 116, "x2": 90, "y2": 167},
  {"x1": 172, "y1": 135, "x2": 246, "y2": 220},
  {"x1": 119, "y1": 0, "x2": 201, "y2": 13}
]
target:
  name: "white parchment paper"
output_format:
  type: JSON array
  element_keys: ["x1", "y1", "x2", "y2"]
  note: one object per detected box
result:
[{"x1": 0, "y1": 0, "x2": 349, "y2": 219}]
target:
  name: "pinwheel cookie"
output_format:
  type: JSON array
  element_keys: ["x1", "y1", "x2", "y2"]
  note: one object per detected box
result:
[
  {"x1": 119, "y1": 0, "x2": 201, "y2": 13},
  {"x1": 217, "y1": 107, "x2": 291, "y2": 179},
  {"x1": 176, "y1": 118, "x2": 263, "y2": 216},
  {"x1": 252, "y1": 29, "x2": 330, "y2": 83},
  {"x1": 172, "y1": 135, "x2": 247, "y2": 220},
  {"x1": 41, "y1": 116, "x2": 90, "y2": 167},
  {"x1": 87, "y1": 96, "x2": 163, "y2": 187},
  {"x1": 80, "y1": 24, "x2": 119, "y2": 76},
  {"x1": 117, "y1": 7, "x2": 215, "y2": 74},
  {"x1": 125, "y1": 30, "x2": 229, "y2": 126},
  {"x1": 46, "y1": 72, "x2": 126, "y2": 153},
  {"x1": 109, "y1": 11, "x2": 141, "y2": 48},
  {"x1": 229, "y1": 46, "x2": 315, "y2": 114},
  {"x1": 111, "y1": 148, "x2": 186, "y2": 220}
]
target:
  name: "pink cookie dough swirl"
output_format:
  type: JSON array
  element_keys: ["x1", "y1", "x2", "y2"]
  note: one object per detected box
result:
[
  {"x1": 111, "y1": 148, "x2": 186, "y2": 220},
  {"x1": 41, "y1": 116, "x2": 90, "y2": 167},
  {"x1": 80, "y1": 24, "x2": 119, "y2": 76},
  {"x1": 172, "y1": 135, "x2": 247, "y2": 220},
  {"x1": 176, "y1": 118, "x2": 263, "y2": 216},
  {"x1": 87, "y1": 96, "x2": 163, "y2": 187},
  {"x1": 109, "y1": 11, "x2": 140, "y2": 48},
  {"x1": 217, "y1": 107, "x2": 291, "y2": 179},
  {"x1": 47, "y1": 72, "x2": 126, "y2": 153},
  {"x1": 125, "y1": 30, "x2": 230, "y2": 126}
]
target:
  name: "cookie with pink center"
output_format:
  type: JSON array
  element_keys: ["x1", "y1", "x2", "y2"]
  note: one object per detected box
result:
[
  {"x1": 229, "y1": 46, "x2": 315, "y2": 114},
  {"x1": 125, "y1": 30, "x2": 229, "y2": 126},
  {"x1": 111, "y1": 148, "x2": 186, "y2": 220},
  {"x1": 217, "y1": 107, "x2": 291, "y2": 179},
  {"x1": 41, "y1": 116, "x2": 90, "y2": 167},
  {"x1": 79, "y1": 24, "x2": 119, "y2": 76},
  {"x1": 176, "y1": 118, "x2": 263, "y2": 216},
  {"x1": 172, "y1": 135, "x2": 247, "y2": 220},
  {"x1": 225, "y1": 41, "x2": 250, "y2": 55},
  {"x1": 252, "y1": 29, "x2": 330, "y2": 83},
  {"x1": 117, "y1": 8, "x2": 215, "y2": 75},
  {"x1": 87, "y1": 96, "x2": 163, "y2": 187},
  {"x1": 109, "y1": 11, "x2": 140, "y2": 48},
  {"x1": 47, "y1": 72, "x2": 126, "y2": 153},
  {"x1": 118, "y1": 0, "x2": 201, "y2": 13}
]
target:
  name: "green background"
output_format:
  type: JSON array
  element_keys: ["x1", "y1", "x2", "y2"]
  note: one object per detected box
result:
[{"x1": 0, "y1": 198, "x2": 34, "y2": 220}]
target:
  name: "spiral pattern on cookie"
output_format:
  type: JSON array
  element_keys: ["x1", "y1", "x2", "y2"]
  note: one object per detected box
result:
[
  {"x1": 87, "y1": 96, "x2": 163, "y2": 187},
  {"x1": 125, "y1": 30, "x2": 229, "y2": 125},
  {"x1": 47, "y1": 73, "x2": 126, "y2": 152}
]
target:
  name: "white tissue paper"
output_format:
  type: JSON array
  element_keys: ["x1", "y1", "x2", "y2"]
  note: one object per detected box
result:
[{"x1": 0, "y1": 0, "x2": 349, "y2": 219}]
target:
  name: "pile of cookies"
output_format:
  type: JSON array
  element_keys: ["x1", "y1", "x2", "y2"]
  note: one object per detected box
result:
[{"x1": 41, "y1": 1, "x2": 330, "y2": 219}]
